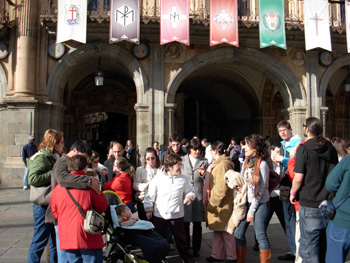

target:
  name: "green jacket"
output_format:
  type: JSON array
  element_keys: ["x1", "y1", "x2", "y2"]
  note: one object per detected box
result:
[{"x1": 28, "y1": 149, "x2": 56, "y2": 187}]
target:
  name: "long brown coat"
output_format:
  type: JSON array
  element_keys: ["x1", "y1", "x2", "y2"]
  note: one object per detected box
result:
[{"x1": 206, "y1": 155, "x2": 235, "y2": 231}]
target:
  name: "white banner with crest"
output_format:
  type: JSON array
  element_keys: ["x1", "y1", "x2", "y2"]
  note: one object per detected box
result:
[{"x1": 57, "y1": 0, "x2": 87, "y2": 44}]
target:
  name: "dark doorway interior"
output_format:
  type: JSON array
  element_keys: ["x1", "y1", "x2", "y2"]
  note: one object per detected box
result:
[{"x1": 100, "y1": 112, "x2": 129, "y2": 146}]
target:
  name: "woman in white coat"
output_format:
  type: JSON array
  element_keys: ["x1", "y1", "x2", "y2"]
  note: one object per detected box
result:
[{"x1": 133, "y1": 147, "x2": 161, "y2": 220}]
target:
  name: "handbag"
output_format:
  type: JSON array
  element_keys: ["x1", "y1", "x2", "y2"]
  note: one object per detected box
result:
[
  {"x1": 319, "y1": 194, "x2": 350, "y2": 220},
  {"x1": 29, "y1": 185, "x2": 51, "y2": 205},
  {"x1": 66, "y1": 188, "x2": 104, "y2": 235},
  {"x1": 279, "y1": 175, "x2": 292, "y2": 202}
]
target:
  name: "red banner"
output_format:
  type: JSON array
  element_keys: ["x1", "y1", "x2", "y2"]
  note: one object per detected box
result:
[
  {"x1": 210, "y1": 0, "x2": 239, "y2": 46},
  {"x1": 160, "y1": 0, "x2": 189, "y2": 45}
]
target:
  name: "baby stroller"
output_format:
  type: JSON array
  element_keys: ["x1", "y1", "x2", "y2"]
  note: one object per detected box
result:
[{"x1": 102, "y1": 190, "x2": 170, "y2": 263}]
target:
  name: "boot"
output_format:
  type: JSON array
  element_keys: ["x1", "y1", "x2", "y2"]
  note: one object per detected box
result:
[
  {"x1": 236, "y1": 246, "x2": 246, "y2": 263},
  {"x1": 259, "y1": 249, "x2": 271, "y2": 263}
]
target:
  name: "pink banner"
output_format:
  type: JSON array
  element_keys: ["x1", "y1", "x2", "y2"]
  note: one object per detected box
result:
[
  {"x1": 160, "y1": 0, "x2": 189, "y2": 45},
  {"x1": 210, "y1": 0, "x2": 239, "y2": 46}
]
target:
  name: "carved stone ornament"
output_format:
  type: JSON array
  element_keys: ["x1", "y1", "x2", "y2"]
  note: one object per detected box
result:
[
  {"x1": 291, "y1": 49, "x2": 306, "y2": 66},
  {"x1": 165, "y1": 43, "x2": 183, "y2": 61}
]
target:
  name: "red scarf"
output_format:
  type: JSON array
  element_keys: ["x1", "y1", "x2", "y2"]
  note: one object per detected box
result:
[{"x1": 70, "y1": 170, "x2": 86, "y2": 176}]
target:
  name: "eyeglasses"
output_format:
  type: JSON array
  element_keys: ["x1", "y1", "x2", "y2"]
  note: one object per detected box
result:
[
  {"x1": 146, "y1": 157, "x2": 156, "y2": 161},
  {"x1": 174, "y1": 164, "x2": 183, "y2": 168},
  {"x1": 278, "y1": 128, "x2": 289, "y2": 133}
]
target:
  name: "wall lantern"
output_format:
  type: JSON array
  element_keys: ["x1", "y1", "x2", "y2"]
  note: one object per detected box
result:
[{"x1": 94, "y1": 56, "x2": 104, "y2": 86}]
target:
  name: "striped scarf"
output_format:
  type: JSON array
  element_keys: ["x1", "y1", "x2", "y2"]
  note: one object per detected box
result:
[{"x1": 243, "y1": 156, "x2": 262, "y2": 198}]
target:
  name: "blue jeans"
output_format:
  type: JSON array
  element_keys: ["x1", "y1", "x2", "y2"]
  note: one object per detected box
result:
[
  {"x1": 23, "y1": 166, "x2": 30, "y2": 188},
  {"x1": 65, "y1": 249, "x2": 103, "y2": 263},
  {"x1": 54, "y1": 224, "x2": 68, "y2": 263},
  {"x1": 234, "y1": 202, "x2": 270, "y2": 250},
  {"x1": 299, "y1": 206, "x2": 329, "y2": 263},
  {"x1": 326, "y1": 221, "x2": 350, "y2": 263},
  {"x1": 283, "y1": 201, "x2": 296, "y2": 255},
  {"x1": 28, "y1": 205, "x2": 57, "y2": 263}
]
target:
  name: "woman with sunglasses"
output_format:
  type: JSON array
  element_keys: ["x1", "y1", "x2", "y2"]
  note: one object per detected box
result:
[
  {"x1": 133, "y1": 147, "x2": 161, "y2": 220},
  {"x1": 182, "y1": 138, "x2": 208, "y2": 257}
]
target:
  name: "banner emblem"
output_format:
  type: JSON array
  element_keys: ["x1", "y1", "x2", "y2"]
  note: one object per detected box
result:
[
  {"x1": 163, "y1": 7, "x2": 187, "y2": 28},
  {"x1": 263, "y1": 11, "x2": 281, "y2": 32},
  {"x1": 116, "y1": 6, "x2": 135, "y2": 26},
  {"x1": 214, "y1": 9, "x2": 234, "y2": 30},
  {"x1": 65, "y1": 5, "x2": 81, "y2": 26}
]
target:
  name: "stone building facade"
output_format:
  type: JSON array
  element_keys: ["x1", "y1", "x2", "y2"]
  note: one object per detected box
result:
[{"x1": 0, "y1": 0, "x2": 349, "y2": 186}]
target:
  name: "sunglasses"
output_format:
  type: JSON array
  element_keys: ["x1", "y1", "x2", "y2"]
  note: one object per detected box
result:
[{"x1": 146, "y1": 157, "x2": 156, "y2": 161}]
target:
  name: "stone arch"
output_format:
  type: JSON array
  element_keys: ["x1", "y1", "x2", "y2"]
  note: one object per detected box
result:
[
  {"x1": 320, "y1": 54, "x2": 350, "y2": 105},
  {"x1": 166, "y1": 47, "x2": 305, "y2": 109},
  {"x1": 47, "y1": 41, "x2": 149, "y2": 105},
  {"x1": 0, "y1": 63, "x2": 7, "y2": 104}
]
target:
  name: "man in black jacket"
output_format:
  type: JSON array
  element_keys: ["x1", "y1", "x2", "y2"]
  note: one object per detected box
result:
[
  {"x1": 290, "y1": 117, "x2": 338, "y2": 263},
  {"x1": 160, "y1": 132, "x2": 186, "y2": 165}
]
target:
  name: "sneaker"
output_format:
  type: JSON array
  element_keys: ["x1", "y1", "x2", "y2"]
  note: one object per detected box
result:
[
  {"x1": 278, "y1": 252, "x2": 296, "y2": 261},
  {"x1": 23, "y1": 186, "x2": 30, "y2": 190}
]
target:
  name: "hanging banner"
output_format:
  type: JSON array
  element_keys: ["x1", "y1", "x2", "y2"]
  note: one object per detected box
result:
[
  {"x1": 304, "y1": 0, "x2": 332, "y2": 51},
  {"x1": 346, "y1": 0, "x2": 350, "y2": 53},
  {"x1": 160, "y1": 0, "x2": 189, "y2": 45},
  {"x1": 110, "y1": 0, "x2": 140, "y2": 44},
  {"x1": 210, "y1": 0, "x2": 239, "y2": 46},
  {"x1": 57, "y1": 0, "x2": 87, "y2": 44},
  {"x1": 259, "y1": 0, "x2": 286, "y2": 49}
]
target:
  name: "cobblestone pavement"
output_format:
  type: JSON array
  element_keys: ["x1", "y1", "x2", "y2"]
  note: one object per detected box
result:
[{"x1": 1, "y1": 186, "x2": 349, "y2": 263}]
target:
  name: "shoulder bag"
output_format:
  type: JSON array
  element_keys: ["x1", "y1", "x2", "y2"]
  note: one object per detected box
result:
[
  {"x1": 319, "y1": 194, "x2": 350, "y2": 220},
  {"x1": 65, "y1": 188, "x2": 104, "y2": 235},
  {"x1": 30, "y1": 185, "x2": 51, "y2": 205}
]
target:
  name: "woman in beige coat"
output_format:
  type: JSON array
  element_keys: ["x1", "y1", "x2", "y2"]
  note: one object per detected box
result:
[{"x1": 205, "y1": 141, "x2": 237, "y2": 263}]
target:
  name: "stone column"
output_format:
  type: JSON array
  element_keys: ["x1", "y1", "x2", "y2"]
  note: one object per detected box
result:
[
  {"x1": 10, "y1": 0, "x2": 40, "y2": 97},
  {"x1": 149, "y1": 44, "x2": 165, "y2": 147},
  {"x1": 287, "y1": 106, "x2": 308, "y2": 138},
  {"x1": 164, "y1": 103, "x2": 177, "y2": 143},
  {"x1": 306, "y1": 51, "x2": 321, "y2": 118},
  {"x1": 320, "y1": 106, "x2": 328, "y2": 136},
  {"x1": 134, "y1": 103, "x2": 149, "y2": 164}
]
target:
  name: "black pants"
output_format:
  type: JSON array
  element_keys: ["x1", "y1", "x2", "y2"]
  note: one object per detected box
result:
[{"x1": 184, "y1": 222, "x2": 202, "y2": 252}]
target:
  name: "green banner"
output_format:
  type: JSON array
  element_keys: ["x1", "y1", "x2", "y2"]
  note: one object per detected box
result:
[{"x1": 259, "y1": 0, "x2": 286, "y2": 49}]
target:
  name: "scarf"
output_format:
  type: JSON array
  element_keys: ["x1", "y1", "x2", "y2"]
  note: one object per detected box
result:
[
  {"x1": 243, "y1": 156, "x2": 262, "y2": 198},
  {"x1": 70, "y1": 170, "x2": 86, "y2": 176}
]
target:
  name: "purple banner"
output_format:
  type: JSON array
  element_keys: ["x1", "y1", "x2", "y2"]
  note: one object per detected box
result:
[{"x1": 110, "y1": 0, "x2": 140, "y2": 44}]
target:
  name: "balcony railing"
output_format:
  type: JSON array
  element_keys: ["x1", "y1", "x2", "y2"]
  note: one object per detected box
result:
[{"x1": 39, "y1": 0, "x2": 346, "y2": 33}]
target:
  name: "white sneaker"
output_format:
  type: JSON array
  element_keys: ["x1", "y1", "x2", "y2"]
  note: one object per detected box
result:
[{"x1": 23, "y1": 186, "x2": 30, "y2": 190}]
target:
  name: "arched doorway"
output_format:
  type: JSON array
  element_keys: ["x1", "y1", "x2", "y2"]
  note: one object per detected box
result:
[
  {"x1": 45, "y1": 41, "x2": 148, "y2": 150},
  {"x1": 166, "y1": 47, "x2": 305, "y2": 143}
]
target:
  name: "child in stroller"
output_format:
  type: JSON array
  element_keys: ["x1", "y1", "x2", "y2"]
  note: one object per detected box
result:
[{"x1": 103, "y1": 190, "x2": 170, "y2": 263}]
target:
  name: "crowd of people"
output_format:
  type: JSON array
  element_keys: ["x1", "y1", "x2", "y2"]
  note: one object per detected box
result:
[{"x1": 23, "y1": 116, "x2": 350, "y2": 263}]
